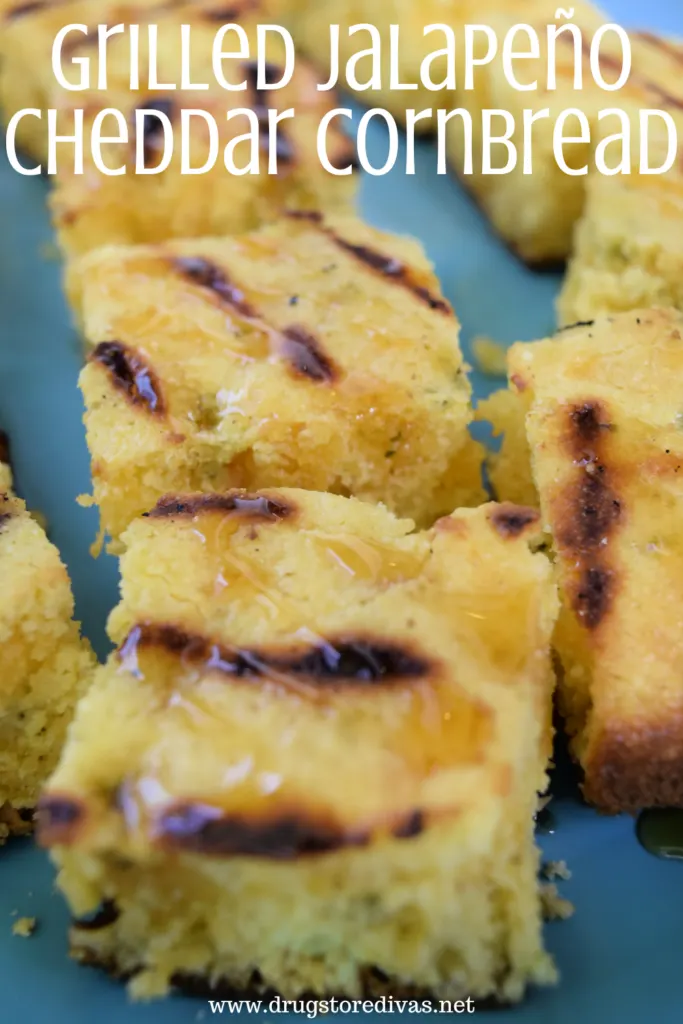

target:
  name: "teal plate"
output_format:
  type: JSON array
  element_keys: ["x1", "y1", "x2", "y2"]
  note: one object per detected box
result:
[{"x1": 1, "y1": 2, "x2": 682, "y2": 1020}]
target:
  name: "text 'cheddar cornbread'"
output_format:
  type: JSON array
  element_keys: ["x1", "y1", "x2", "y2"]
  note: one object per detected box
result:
[
  {"x1": 503, "y1": 310, "x2": 683, "y2": 812},
  {"x1": 75, "y1": 214, "x2": 485, "y2": 542},
  {"x1": 39, "y1": 488, "x2": 558, "y2": 1002},
  {"x1": 0, "y1": 440, "x2": 94, "y2": 842},
  {"x1": 0, "y1": 0, "x2": 356, "y2": 256}
]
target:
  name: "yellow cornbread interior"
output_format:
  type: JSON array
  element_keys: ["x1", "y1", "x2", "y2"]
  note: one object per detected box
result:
[
  {"x1": 559, "y1": 161, "x2": 683, "y2": 323},
  {"x1": 43, "y1": 490, "x2": 557, "y2": 1002},
  {"x1": 75, "y1": 215, "x2": 484, "y2": 541},
  {"x1": 0, "y1": 490, "x2": 93, "y2": 840}
]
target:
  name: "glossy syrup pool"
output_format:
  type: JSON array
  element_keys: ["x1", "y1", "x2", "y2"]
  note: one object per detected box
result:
[{"x1": 3, "y1": 1, "x2": 683, "y2": 1016}]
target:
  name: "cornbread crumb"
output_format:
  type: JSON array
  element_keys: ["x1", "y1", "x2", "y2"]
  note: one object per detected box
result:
[
  {"x1": 471, "y1": 337, "x2": 508, "y2": 378},
  {"x1": 541, "y1": 886, "x2": 574, "y2": 922},
  {"x1": 542, "y1": 861, "x2": 571, "y2": 882},
  {"x1": 12, "y1": 917, "x2": 37, "y2": 938}
]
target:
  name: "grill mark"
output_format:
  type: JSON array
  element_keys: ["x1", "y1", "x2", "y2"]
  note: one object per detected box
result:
[
  {"x1": 147, "y1": 491, "x2": 292, "y2": 521},
  {"x1": 201, "y1": 0, "x2": 259, "y2": 21},
  {"x1": 557, "y1": 320, "x2": 595, "y2": 333},
  {"x1": 393, "y1": 809, "x2": 424, "y2": 839},
  {"x1": 171, "y1": 256, "x2": 338, "y2": 382},
  {"x1": 90, "y1": 341, "x2": 165, "y2": 415},
  {"x1": 134, "y1": 98, "x2": 176, "y2": 169},
  {"x1": 173, "y1": 256, "x2": 258, "y2": 317},
  {"x1": 5, "y1": 0, "x2": 47, "y2": 19},
  {"x1": 326, "y1": 135, "x2": 361, "y2": 172},
  {"x1": 153, "y1": 805, "x2": 367, "y2": 858},
  {"x1": 281, "y1": 326, "x2": 337, "y2": 382},
  {"x1": 636, "y1": 32, "x2": 683, "y2": 67},
  {"x1": 242, "y1": 59, "x2": 295, "y2": 165},
  {"x1": 73, "y1": 900, "x2": 121, "y2": 931},
  {"x1": 36, "y1": 794, "x2": 85, "y2": 846},
  {"x1": 118, "y1": 622, "x2": 433, "y2": 685},
  {"x1": 579, "y1": 36, "x2": 683, "y2": 113},
  {"x1": 489, "y1": 503, "x2": 540, "y2": 539},
  {"x1": 286, "y1": 213, "x2": 451, "y2": 315},
  {"x1": 557, "y1": 401, "x2": 622, "y2": 630},
  {"x1": 60, "y1": 25, "x2": 97, "y2": 57}
]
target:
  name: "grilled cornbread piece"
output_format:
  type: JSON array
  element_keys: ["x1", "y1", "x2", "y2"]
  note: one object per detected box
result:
[
  {"x1": 505, "y1": 310, "x2": 683, "y2": 812},
  {"x1": 40, "y1": 489, "x2": 558, "y2": 1002},
  {"x1": 559, "y1": 159, "x2": 683, "y2": 323},
  {"x1": 448, "y1": 9, "x2": 683, "y2": 265},
  {"x1": 0, "y1": 0, "x2": 356, "y2": 255},
  {"x1": 0, "y1": 477, "x2": 94, "y2": 842},
  {"x1": 75, "y1": 214, "x2": 485, "y2": 542}
]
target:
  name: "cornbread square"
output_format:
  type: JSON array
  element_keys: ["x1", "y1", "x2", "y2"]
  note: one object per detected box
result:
[
  {"x1": 39, "y1": 488, "x2": 558, "y2": 1002},
  {"x1": 504, "y1": 309, "x2": 683, "y2": 812},
  {"x1": 0, "y1": 479, "x2": 94, "y2": 842},
  {"x1": 0, "y1": 0, "x2": 356, "y2": 255},
  {"x1": 558, "y1": 159, "x2": 683, "y2": 324},
  {"x1": 448, "y1": 11, "x2": 683, "y2": 265},
  {"x1": 75, "y1": 213, "x2": 485, "y2": 542}
]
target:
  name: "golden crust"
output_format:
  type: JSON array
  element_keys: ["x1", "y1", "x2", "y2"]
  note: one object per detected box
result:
[
  {"x1": 506, "y1": 309, "x2": 683, "y2": 811},
  {"x1": 0, "y1": 491, "x2": 94, "y2": 820}
]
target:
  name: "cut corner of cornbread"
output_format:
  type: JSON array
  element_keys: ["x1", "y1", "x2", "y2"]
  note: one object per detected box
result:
[
  {"x1": 476, "y1": 385, "x2": 537, "y2": 510},
  {"x1": 508, "y1": 308, "x2": 683, "y2": 812},
  {"x1": 0, "y1": 480, "x2": 94, "y2": 841},
  {"x1": 74, "y1": 214, "x2": 484, "y2": 543},
  {"x1": 558, "y1": 158, "x2": 683, "y2": 324},
  {"x1": 39, "y1": 488, "x2": 558, "y2": 1003}
]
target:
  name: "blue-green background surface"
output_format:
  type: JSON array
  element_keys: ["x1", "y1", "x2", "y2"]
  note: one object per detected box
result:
[{"x1": 1, "y1": 2, "x2": 682, "y2": 1021}]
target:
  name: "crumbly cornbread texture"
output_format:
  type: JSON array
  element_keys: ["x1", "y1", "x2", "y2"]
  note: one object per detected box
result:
[
  {"x1": 504, "y1": 310, "x2": 683, "y2": 812},
  {"x1": 447, "y1": 6, "x2": 683, "y2": 265},
  {"x1": 0, "y1": 481, "x2": 94, "y2": 842},
  {"x1": 40, "y1": 489, "x2": 558, "y2": 1003},
  {"x1": 477, "y1": 388, "x2": 536, "y2": 509},
  {"x1": 559, "y1": 158, "x2": 683, "y2": 323},
  {"x1": 75, "y1": 214, "x2": 484, "y2": 542},
  {"x1": 0, "y1": 0, "x2": 356, "y2": 255}
]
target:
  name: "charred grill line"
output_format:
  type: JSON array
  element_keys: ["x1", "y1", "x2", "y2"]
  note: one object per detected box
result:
[{"x1": 559, "y1": 401, "x2": 622, "y2": 629}]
